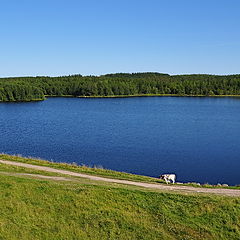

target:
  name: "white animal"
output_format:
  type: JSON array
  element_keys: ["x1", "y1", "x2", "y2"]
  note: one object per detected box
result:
[{"x1": 159, "y1": 174, "x2": 176, "y2": 184}]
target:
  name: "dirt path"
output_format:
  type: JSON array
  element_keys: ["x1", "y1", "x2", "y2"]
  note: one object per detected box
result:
[
  {"x1": 0, "y1": 171, "x2": 73, "y2": 181},
  {"x1": 1, "y1": 159, "x2": 240, "y2": 197}
]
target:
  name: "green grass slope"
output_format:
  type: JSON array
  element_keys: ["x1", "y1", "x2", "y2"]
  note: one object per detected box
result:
[
  {"x1": 0, "y1": 160, "x2": 240, "y2": 239},
  {"x1": 1, "y1": 154, "x2": 239, "y2": 189},
  {"x1": 0, "y1": 154, "x2": 163, "y2": 184}
]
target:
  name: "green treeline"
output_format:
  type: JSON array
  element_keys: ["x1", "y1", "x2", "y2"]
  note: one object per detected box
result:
[{"x1": 1, "y1": 72, "x2": 240, "y2": 102}]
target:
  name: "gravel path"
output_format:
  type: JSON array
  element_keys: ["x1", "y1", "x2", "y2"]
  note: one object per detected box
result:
[
  {"x1": 1, "y1": 159, "x2": 240, "y2": 197},
  {"x1": 0, "y1": 171, "x2": 73, "y2": 181}
]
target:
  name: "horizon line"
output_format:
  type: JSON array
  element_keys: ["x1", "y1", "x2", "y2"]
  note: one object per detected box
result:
[{"x1": 1, "y1": 72, "x2": 240, "y2": 79}]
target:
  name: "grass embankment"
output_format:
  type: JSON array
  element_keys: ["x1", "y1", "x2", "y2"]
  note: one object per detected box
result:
[
  {"x1": 0, "y1": 161, "x2": 74, "y2": 178},
  {"x1": 0, "y1": 154, "x2": 162, "y2": 184},
  {"x1": 1, "y1": 154, "x2": 239, "y2": 189},
  {"x1": 0, "y1": 161, "x2": 240, "y2": 240}
]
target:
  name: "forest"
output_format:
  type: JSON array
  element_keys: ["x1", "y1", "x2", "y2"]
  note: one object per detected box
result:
[{"x1": 1, "y1": 72, "x2": 240, "y2": 102}]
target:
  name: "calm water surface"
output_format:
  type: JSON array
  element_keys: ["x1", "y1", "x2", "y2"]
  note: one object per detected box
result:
[{"x1": 1, "y1": 97, "x2": 240, "y2": 185}]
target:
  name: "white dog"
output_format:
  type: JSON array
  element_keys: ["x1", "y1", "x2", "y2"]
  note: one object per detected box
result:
[{"x1": 159, "y1": 174, "x2": 176, "y2": 184}]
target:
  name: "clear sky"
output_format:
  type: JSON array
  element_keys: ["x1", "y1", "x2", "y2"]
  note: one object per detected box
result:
[{"x1": 0, "y1": 0, "x2": 240, "y2": 77}]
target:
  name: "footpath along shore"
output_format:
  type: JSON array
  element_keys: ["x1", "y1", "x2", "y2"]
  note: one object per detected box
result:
[{"x1": 0, "y1": 159, "x2": 240, "y2": 197}]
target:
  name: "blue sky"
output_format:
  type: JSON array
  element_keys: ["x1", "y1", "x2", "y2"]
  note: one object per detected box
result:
[{"x1": 0, "y1": 0, "x2": 239, "y2": 77}]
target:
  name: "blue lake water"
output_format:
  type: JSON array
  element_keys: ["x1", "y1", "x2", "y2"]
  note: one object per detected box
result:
[{"x1": 0, "y1": 97, "x2": 240, "y2": 185}]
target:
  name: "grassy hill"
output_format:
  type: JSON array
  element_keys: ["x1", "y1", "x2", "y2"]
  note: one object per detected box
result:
[{"x1": 0, "y1": 155, "x2": 240, "y2": 240}]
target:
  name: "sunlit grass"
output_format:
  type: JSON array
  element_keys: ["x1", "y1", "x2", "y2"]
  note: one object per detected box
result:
[
  {"x1": 1, "y1": 154, "x2": 239, "y2": 189},
  {"x1": 0, "y1": 172, "x2": 240, "y2": 240}
]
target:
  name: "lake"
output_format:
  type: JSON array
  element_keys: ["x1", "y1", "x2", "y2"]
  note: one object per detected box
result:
[{"x1": 0, "y1": 97, "x2": 240, "y2": 185}]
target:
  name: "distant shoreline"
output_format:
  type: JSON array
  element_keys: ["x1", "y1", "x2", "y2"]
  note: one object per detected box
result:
[
  {"x1": 1, "y1": 94, "x2": 240, "y2": 103},
  {"x1": 1, "y1": 73, "x2": 240, "y2": 102},
  {"x1": 76, "y1": 94, "x2": 240, "y2": 98},
  {"x1": 46, "y1": 94, "x2": 240, "y2": 99}
]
